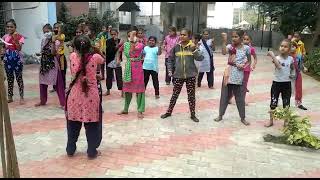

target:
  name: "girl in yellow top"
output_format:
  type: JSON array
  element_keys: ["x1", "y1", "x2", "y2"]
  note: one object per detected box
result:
[{"x1": 52, "y1": 22, "x2": 67, "y2": 90}]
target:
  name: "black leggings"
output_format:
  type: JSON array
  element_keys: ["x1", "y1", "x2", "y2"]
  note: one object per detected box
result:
[
  {"x1": 270, "y1": 81, "x2": 292, "y2": 110},
  {"x1": 144, "y1": 69, "x2": 159, "y2": 96}
]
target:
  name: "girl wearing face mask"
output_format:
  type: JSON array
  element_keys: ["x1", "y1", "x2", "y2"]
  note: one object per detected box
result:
[
  {"x1": 52, "y1": 22, "x2": 67, "y2": 91},
  {"x1": 2, "y1": 19, "x2": 25, "y2": 104},
  {"x1": 117, "y1": 27, "x2": 146, "y2": 119},
  {"x1": 35, "y1": 24, "x2": 66, "y2": 108},
  {"x1": 290, "y1": 38, "x2": 307, "y2": 111},
  {"x1": 214, "y1": 30, "x2": 251, "y2": 126}
]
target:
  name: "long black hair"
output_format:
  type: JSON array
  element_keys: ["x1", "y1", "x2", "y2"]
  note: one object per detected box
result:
[
  {"x1": 6, "y1": 19, "x2": 17, "y2": 27},
  {"x1": 73, "y1": 35, "x2": 92, "y2": 96}
]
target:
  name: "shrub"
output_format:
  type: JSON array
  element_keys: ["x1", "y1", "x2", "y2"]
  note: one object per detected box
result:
[
  {"x1": 58, "y1": 10, "x2": 119, "y2": 42},
  {"x1": 304, "y1": 48, "x2": 320, "y2": 76},
  {"x1": 264, "y1": 107, "x2": 320, "y2": 149}
]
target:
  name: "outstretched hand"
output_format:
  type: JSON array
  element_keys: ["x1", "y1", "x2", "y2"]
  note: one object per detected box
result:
[
  {"x1": 267, "y1": 51, "x2": 275, "y2": 58},
  {"x1": 221, "y1": 32, "x2": 227, "y2": 43}
]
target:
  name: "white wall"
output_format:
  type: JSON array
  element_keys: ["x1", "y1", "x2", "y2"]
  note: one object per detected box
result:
[{"x1": 11, "y1": 2, "x2": 50, "y2": 55}]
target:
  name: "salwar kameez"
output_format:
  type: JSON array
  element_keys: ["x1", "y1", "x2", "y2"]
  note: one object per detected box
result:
[
  {"x1": 120, "y1": 41, "x2": 145, "y2": 113},
  {"x1": 38, "y1": 37, "x2": 65, "y2": 107}
]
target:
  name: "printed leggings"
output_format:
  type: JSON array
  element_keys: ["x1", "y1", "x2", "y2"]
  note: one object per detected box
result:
[
  {"x1": 6, "y1": 68, "x2": 24, "y2": 98},
  {"x1": 166, "y1": 77, "x2": 196, "y2": 116},
  {"x1": 270, "y1": 81, "x2": 291, "y2": 110}
]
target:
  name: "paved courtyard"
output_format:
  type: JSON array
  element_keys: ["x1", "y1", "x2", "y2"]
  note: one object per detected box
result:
[{"x1": 2, "y1": 50, "x2": 320, "y2": 178}]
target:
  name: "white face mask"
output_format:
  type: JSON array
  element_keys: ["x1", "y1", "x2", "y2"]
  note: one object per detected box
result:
[{"x1": 43, "y1": 32, "x2": 52, "y2": 39}]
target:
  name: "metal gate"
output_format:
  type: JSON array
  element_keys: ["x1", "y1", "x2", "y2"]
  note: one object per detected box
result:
[{"x1": 0, "y1": 2, "x2": 7, "y2": 37}]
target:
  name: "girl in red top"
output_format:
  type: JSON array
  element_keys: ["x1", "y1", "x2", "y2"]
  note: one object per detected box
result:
[{"x1": 2, "y1": 19, "x2": 25, "y2": 104}]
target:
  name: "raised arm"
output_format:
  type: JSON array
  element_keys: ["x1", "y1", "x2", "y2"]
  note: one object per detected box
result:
[
  {"x1": 221, "y1": 33, "x2": 227, "y2": 55},
  {"x1": 267, "y1": 51, "x2": 281, "y2": 69},
  {"x1": 157, "y1": 41, "x2": 163, "y2": 56},
  {"x1": 167, "y1": 46, "x2": 176, "y2": 76}
]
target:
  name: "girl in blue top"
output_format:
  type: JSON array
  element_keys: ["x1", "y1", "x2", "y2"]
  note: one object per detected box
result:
[{"x1": 143, "y1": 36, "x2": 162, "y2": 99}]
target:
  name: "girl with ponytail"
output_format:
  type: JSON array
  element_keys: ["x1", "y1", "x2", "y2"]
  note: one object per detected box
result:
[{"x1": 65, "y1": 35, "x2": 105, "y2": 159}]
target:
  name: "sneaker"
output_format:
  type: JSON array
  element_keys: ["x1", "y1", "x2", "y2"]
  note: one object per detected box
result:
[
  {"x1": 166, "y1": 82, "x2": 170, "y2": 85},
  {"x1": 190, "y1": 115, "x2": 199, "y2": 122},
  {"x1": 155, "y1": 95, "x2": 160, "y2": 99},
  {"x1": 161, "y1": 113, "x2": 171, "y2": 119},
  {"x1": 49, "y1": 89, "x2": 55, "y2": 93},
  {"x1": 214, "y1": 116, "x2": 223, "y2": 122},
  {"x1": 103, "y1": 90, "x2": 110, "y2": 96},
  {"x1": 241, "y1": 119, "x2": 250, "y2": 126},
  {"x1": 88, "y1": 150, "x2": 101, "y2": 160},
  {"x1": 298, "y1": 105, "x2": 308, "y2": 110}
]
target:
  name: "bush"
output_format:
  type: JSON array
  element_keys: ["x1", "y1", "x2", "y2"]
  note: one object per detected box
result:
[
  {"x1": 264, "y1": 107, "x2": 320, "y2": 149},
  {"x1": 58, "y1": 10, "x2": 119, "y2": 42},
  {"x1": 304, "y1": 48, "x2": 320, "y2": 76}
]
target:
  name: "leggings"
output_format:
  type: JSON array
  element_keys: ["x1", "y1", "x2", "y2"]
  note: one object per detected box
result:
[
  {"x1": 243, "y1": 70, "x2": 251, "y2": 98},
  {"x1": 6, "y1": 68, "x2": 24, "y2": 98},
  {"x1": 270, "y1": 81, "x2": 291, "y2": 110},
  {"x1": 166, "y1": 77, "x2": 196, "y2": 116},
  {"x1": 295, "y1": 72, "x2": 302, "y2": 105},
  {"x1": 144, "y1": 69, "x2": 159, "y2": 96}
]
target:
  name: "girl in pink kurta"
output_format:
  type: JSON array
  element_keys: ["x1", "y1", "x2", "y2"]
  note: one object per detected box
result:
[
  {"x1": 117, "y1": 27, "x2": 146, "y2": 119},
  {"x1": 65, "y1": 35, "x2": 104, "y2": 159}
]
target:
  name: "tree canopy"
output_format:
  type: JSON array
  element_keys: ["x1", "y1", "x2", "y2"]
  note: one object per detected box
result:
[{"x1": 247, "y1": 2, "x2": 319, "y2": 36}]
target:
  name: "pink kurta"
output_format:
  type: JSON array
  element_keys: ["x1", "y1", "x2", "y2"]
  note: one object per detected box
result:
[
  {"x1": 120, "y1": 42, "x2": 145, "y2": 93},
  {"x1": 67, "y1": 52, "x2": 104, "y2": 122}
]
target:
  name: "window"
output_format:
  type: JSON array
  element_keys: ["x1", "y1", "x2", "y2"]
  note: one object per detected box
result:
[
  {"x1": 89, "y1": 2, "x2": 98, "y2": 9},
  {"x1": 89, "y1": 2, "x2": 98, "y2": 16}
]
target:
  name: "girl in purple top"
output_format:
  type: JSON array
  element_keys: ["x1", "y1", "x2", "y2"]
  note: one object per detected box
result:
[{"x1": 163, "y1": 26, "x2": 179, "y2": 85}]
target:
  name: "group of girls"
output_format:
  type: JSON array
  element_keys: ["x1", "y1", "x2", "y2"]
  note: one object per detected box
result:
[{"x1": 1, "y1": 18, "x2": 308, "y2": 159}]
